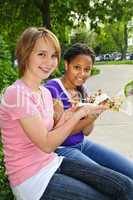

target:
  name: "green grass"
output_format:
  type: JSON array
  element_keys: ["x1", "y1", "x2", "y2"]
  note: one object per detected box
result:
[
  {"x1": 96, "y1": 60, "x2": 133, "y2": 65},
  {"x1": 91, "y1": 67, "x2": 100, "y2": 76}
]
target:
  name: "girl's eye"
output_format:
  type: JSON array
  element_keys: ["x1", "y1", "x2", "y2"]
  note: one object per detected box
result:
[
  {"x1": 85, "y1": 68, "x2": 90, "y2": 72},
  {"x1": 52, "y1": 54, "x2": 58, "y2": 58},
  {"x1": 73, "y1": 65, "x2": 80, "y2": 70},
  {"x1": 38, "y1": 53, "x2": 46, "y2": 57}
]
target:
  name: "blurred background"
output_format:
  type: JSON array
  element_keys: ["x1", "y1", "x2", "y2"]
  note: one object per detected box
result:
[
  {"x1": 0, "y1": 0, "x2": 133, "y2": 90},
  {"x1": 0, "y1": 1, "x2": 133, "y2": 199}
]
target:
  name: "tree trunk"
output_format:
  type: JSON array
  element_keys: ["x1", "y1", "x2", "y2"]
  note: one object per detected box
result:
[
  {"x1": 41, "y1": 0, "x2": 51, "y2": 29},
  {"x1": 33, "y1": 0, "x2": 51, "y2": 29},
  {"x1": 121, "y1": 24, "x2": 128, "y2": 60}
]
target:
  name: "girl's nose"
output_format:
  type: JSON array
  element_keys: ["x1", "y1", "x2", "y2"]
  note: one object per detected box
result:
[
  {"x1": 80, "y1": 69, "x2": 85, "y2": 76},
  {"x1": 43, "y1": 56, "x2": 52, "y2": 66}
]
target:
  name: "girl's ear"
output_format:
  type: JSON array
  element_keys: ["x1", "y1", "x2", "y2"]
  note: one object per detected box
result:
[{"x1": 64, "y1": 60, "x2": 68, "y2": 71}]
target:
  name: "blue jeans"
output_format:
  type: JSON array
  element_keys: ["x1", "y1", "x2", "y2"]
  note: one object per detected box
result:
[
  {"x1": 40, "y1": 158, "x2": 133, "y2": 200},
  {"x1": 55, "y1": 138, "x2": 133, "y2": 179}
]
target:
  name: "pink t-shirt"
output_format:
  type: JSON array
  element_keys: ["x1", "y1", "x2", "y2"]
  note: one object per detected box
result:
[{"x1": 0, "y1": 80, "x2": 57, "y2": 187}]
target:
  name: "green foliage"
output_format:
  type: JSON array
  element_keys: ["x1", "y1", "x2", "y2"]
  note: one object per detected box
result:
[
  {"x1": 96, "y1": 60, "x2": 133, "y2": 65},
  {"x1": 0, "y1": 139, "x2": 14, "y2": 200},
  {"x1": 48, "y1": 59, "x2": 65, "y2": 79},
  {"x1": 71, "y1": 26, "x2": 97, "y2": 49},
  {"x1": 124, "y1": 80, "x2": 133, "y2": 97},
  {"x1": 0, "y1": 0, "x2": 133, "y2": 57},
  {"x1": 0, "y1": 36, "x2": 17, "y2": 200},
  {"x1": 91, "y1": 67, "x2": 100, "y2": 76},
  {"x1": 128, "y1": 45, "x2": 133, "y2": 53},
  {"x1": 94, "y1": 25, "x2": 119, "y2": 54},
  {"x1": 0, "y1": 36, "x2": 18, "y2": 93},
  {"x1": 0, "y1": 61, "x2": 18, "y2": 93}
]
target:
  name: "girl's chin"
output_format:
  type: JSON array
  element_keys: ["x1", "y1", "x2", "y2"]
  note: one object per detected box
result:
[
  {"x1": 39, "y1": 74, "x2": 49, "y2": 81},
  {"x1": 43, "y1": 74, "x2": 51, "y2": 79},
  {"x1": 75, "y1": 81, "x2": 84, "y2": 86},
  {"x1": 42, "y1": 71, "x2": 52, "y2": 78}
]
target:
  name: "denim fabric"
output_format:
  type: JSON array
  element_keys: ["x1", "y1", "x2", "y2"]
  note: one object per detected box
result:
[
  {"x1": 40, "y1": 158, "x2": 133, "y2": 200},
  {"x1": 56, "y1": 138, "x2": 133, "y2": 179},
  {"x1": 40, "y1": 173, "x2": 111, "y2": 200}
]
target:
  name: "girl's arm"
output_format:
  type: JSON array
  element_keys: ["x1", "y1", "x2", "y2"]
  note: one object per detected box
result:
[
  {"x1": 20, "y1": 104, "x2": 105, "y2": 153},
  {"x1": 53, "y1": 101, "x2": 98, "y2": 135},
  {"x1": 82, "y1": 123, "x2": 94, "y2": 136},
  {"x1": 71, "y1": 114, "x2": 97, "y2": 134}
]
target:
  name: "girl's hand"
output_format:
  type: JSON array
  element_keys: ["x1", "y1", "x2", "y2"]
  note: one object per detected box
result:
[
  {"x1": 74, "y1": 104, "x2": 107, "y2": 120},
  {"x1": 54, "y1": 104, "x2": 107, "y2": 128},
  {"x1": 54, "y1": 107, "x2": 76, "y2": 128}
]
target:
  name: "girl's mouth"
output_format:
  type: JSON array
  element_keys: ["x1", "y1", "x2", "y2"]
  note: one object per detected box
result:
[{"x1": 39, "y1": 66, "x2": 51, "y2": 73}]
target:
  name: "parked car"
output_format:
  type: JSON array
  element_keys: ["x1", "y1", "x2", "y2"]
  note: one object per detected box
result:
[
  {"x1": 129, "y1": 53, "x2": 133, "y2": 60},
  {"x1": 103, "y1": 54, "x2": 111, "y2": 61},
  {"x1": 95, "y1": 55, "x2": 104, "y2": 61},
  {"x1": 126, "y1": 53, "x2": 131, "y2": 60}
]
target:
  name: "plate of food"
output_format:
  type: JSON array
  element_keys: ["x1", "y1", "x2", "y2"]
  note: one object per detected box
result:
[
  {"x1": 70, "y1": 89, "x2": 124, "y2": 112},
  {"x1": 88, "y1": 90, "x2": 124, "y2": 112}
]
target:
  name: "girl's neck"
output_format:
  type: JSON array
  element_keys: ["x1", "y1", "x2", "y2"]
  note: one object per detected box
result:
[
  {"x1": 21, "y1": 74, "x2": 41, "y2": 92},
  {"x1": 61, "y1": 75, "x2": 76, "y2": 91}
]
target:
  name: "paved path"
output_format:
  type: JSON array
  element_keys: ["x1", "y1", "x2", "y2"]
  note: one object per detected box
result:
[{"x1": 85, "y1": 65, "x2": 133, "y2": 159}]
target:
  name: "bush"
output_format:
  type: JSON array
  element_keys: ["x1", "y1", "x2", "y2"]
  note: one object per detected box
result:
[
  {"x1": 0, "y1": 36, "x2": 18, "y2": 93},
  {"x1": 0, "y1": 61, "x2": 18, "y2": 93},
  {"x1": 91, "y1": 67, "x2": 100, "y2": 76},
  {"x1": 0, "y1": 36, "x2": 17, "y2": 199},
  {"x1": 124, "y1": 80, "x2": 133, "y2": 96},
  {"x1": 0, "y1": 138, "x2": 14, "y2": 200},
  {"x1": 48, "y1": 59, "x2": 65, "y2": 79}
]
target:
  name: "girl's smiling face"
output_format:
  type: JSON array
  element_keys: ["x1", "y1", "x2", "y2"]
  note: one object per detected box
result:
[
  {"x1": 64, "y1": 54, "x2": 93, "y2": 87},
  {"x1": 26, "y1": 37, "x2": 58, "y2": 81}
]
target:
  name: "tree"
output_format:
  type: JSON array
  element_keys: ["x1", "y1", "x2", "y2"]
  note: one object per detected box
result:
[
  {"x1": 0, "y1": 0, "x2": 43, "y2": 66},
  {"x1": 33, "y1": 0, "x2": 51, "y2": 28},
  {"x1": 0, "y1": 0, "x2": 133, "y2": 60},
  {"x1": 69, "y1": 0, "x2": 133, "y2": 57},
  {"x1": 71, "y1": 25, "x2": 97, "y2": 48},
  {"x1": 88, "y1": 0, "x2": 133, "y2": 58}
]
